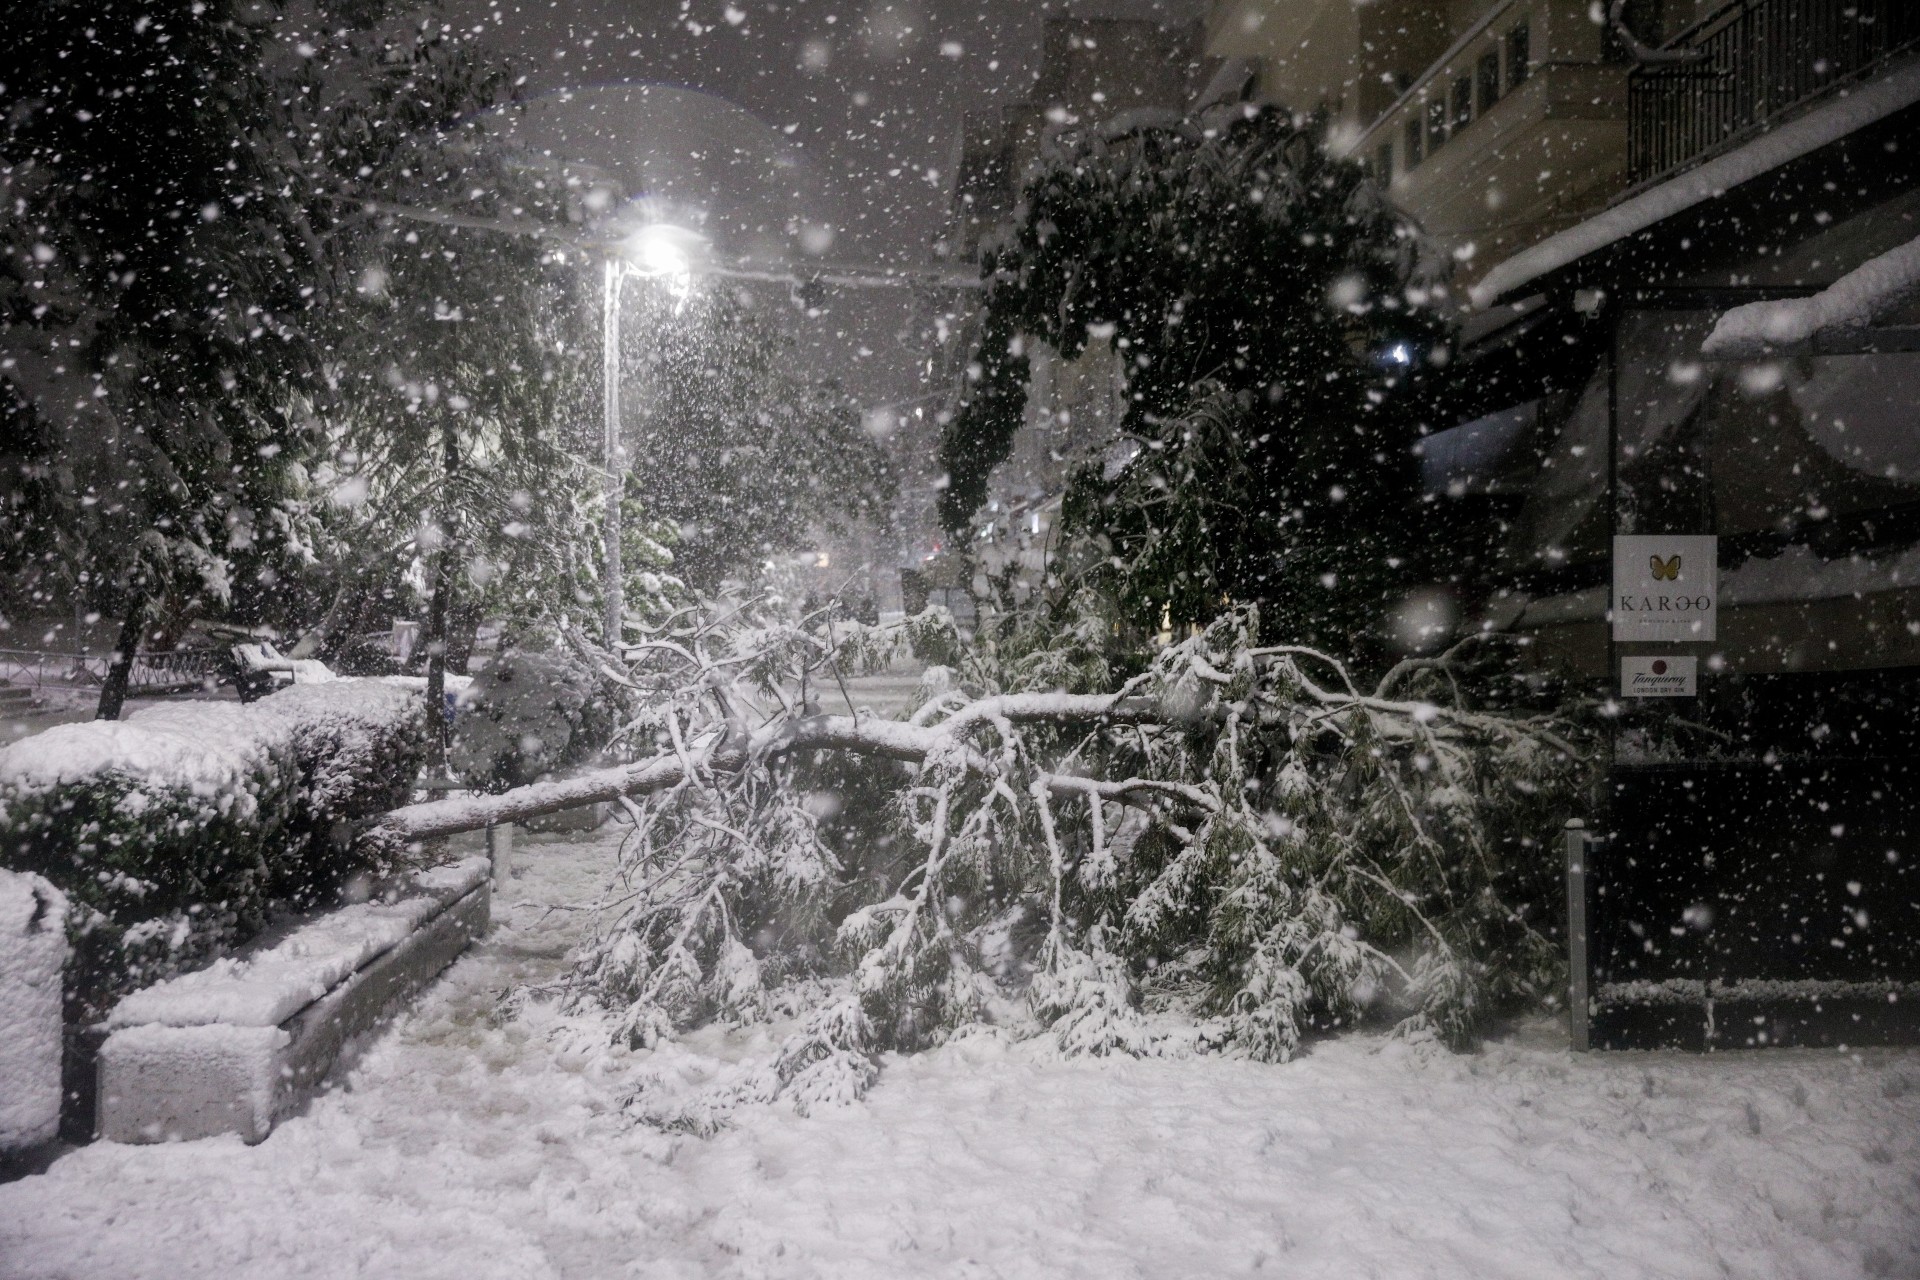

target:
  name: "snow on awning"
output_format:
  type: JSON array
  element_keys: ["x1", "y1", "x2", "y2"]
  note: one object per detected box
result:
[
  {"x1": 1469, "y1": 59, "x2": 1920, "y2": 309},
  {"x1": 1701, "y1": 234, "x2": 1920, "y2": 358}
]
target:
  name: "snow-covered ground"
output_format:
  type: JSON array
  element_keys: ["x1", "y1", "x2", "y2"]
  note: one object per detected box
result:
[{"x1": 4, "y1": 827, "x2": 1917, "y2": 1280}]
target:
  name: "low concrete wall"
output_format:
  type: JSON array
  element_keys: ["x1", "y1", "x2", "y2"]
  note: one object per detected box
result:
[
  {"x1": 0, "y1": 870, "x2": 68, "y2": 1156},
  {"x1": 97, "y1": 859, "x2": 488, "y2": 1144}
]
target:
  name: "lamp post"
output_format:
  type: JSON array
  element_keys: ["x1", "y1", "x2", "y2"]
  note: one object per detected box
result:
[
  {"x1": 342, "y1": 192, "x2": 975, "y2": 643},
  {"x1": 599, "y1": 222, "x2": 697, "y2": 650},
  {"x1": 602, "y1": 255, "x2": 625, "y2": 649}
]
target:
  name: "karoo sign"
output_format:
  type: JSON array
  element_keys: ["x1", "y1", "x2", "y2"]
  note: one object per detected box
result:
[{"x1": 1611, "y1": 534, "x2": 1717, "y2": 642}]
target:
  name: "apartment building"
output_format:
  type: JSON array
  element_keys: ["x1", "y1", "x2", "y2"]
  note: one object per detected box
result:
[{"x1": 1206, "y1": 1, "x2": 1741, "y2": 284}]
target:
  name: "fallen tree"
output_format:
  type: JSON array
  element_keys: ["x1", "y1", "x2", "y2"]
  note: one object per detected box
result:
[
  {"x1": 363, "y1": 691, "x2": 1162, "y2": 844},
  {"x1": 369, "y1": 600, "x2": 1593, "y2": 1126}
]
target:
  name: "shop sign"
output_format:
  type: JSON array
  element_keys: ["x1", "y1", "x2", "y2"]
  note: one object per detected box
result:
[
  {"x1": 1612, "y1": 535, "x2": 1716, "y2": 642},
  {"x1": 1621, "y1": 654, "x2": 1698, "y2": 698}
]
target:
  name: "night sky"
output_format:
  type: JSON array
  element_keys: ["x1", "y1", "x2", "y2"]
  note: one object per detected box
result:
[{"x1": 446, "y1": 0, "x2": 1204, "y2": 413}]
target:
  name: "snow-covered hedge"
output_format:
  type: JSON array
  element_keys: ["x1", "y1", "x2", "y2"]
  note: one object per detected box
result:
[
  {"x1": 449, "y1": 648, "x2": 626, "y2": 791},
  {"x1": 0, "y1": 681, "x2": 425, "y2": 1018},
  {"x1": 263, "y1": 681, "x2": 429, "y2": 901}
]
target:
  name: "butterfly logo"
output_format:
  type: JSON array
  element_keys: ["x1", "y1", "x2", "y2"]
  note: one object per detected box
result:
[{"x1": 1649, "y1": 554, "x2": 1681, "y2": 581}]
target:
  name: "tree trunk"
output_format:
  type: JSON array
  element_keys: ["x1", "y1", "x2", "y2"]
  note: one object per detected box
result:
[
  {"x1": 360, "y1": 692, "x2": 1164, "y2": 848},
  {"x1": 422, "y1": 419, "x2": 460, "y2": 774},
  {"x1": 94, "y1": 597, "x2": 147, "y2": 721},
  {"x1": 285, "y1": 579, "x2": 353, "y2": 660}
]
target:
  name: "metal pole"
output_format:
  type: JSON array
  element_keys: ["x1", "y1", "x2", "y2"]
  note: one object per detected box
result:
[
  {"x1": 603, "y1": 256, "x2": 624, "y2": 648},
  {"x1": 1565, "y1": 818, "x2": 1591, "y2": 1051}
]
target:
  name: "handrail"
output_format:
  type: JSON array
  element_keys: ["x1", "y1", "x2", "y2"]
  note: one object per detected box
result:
[
  {"x1": 1646, "y1": 0, "x2": 1749, "y2": 51},
  {"x1": 1626, "y1": 0, "x2": 1920, "y2": 187}
]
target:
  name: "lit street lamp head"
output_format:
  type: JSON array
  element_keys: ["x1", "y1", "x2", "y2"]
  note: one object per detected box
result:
[{"x1": 622, "y1": 222, "x2": 705, "y2": 279}]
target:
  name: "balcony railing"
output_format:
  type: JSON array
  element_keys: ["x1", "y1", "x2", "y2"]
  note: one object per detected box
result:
[{"x1": 1628, "y1": 0, "x2": 1920, "y2": 187}]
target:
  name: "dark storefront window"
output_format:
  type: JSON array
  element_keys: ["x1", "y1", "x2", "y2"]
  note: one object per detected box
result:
[
  {"x1": 1590, "y1": 309, "x2": 1920, "y2": 1048},
  {"x1": 1613, "y1": 310, "x2": 1920, "y2": 681}
]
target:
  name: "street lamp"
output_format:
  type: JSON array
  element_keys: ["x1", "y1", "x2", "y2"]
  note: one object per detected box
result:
[
  {"x1": 601, "y1": 220, "x2": 704, "y2": 648},
  {"x1": 337, "y1": 192, "x2": 972, "y2": 648}
]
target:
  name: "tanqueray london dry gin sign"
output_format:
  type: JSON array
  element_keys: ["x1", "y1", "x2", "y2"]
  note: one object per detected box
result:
[
  {"x1": 1620, "y1": 654, "x2": 1698, "y2": 697},
  {"x1": 1612, "y1": 534, "x2": 1717, "y2": 643}
]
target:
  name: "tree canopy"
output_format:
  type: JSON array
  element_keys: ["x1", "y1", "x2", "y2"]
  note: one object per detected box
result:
[
  {"x1": 1, "y1": 0, "x2": 336, "y2": 701},
  {"x1": 1, "y1": 0, "x2": 611, "y2": 714},
  {"x1": 940, "y1": 105, "x2": 1448, "y2": 658}
]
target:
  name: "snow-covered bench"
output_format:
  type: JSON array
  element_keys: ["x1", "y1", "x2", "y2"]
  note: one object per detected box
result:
[
  {"x1": 230, "y1": 641, "x2": 339, "y2": 702},
  {"x1": 95, "y1": 857, "x2": 490, "y2": 1144}
]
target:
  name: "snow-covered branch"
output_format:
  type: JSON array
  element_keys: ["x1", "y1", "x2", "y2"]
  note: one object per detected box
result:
[{"x1": 377, "y1": 602, "x2": 1592, "y2": 1127}]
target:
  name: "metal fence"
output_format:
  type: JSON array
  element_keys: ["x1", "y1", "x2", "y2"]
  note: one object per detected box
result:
[
  {"x1": 1627, "y1": 0, "x2": 1920, "y2": 187},
  {"x1": 0, "y1": 647, "x2": 226, "y2": 695}
]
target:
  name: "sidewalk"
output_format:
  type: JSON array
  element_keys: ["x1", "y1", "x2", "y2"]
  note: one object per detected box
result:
[{"x1": 2, "y1": 824, "x2": 1916, "y2": 1280}]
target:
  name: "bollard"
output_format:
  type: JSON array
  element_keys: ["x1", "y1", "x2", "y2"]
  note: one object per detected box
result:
[
  {"x1": 1565, "y1": 819, "x2": 1590, "y2": 1052},
  {"x1": 486, "y1": 821, "x2": 514, "y2": 891}
]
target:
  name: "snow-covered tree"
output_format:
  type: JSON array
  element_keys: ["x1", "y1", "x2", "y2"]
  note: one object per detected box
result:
[
  {"x1": 364, "y1": 595, "x2": 1591, "y2": 1126},
  {"x1": 941, "y1": 104, "x2": 1448, "y2": 662},
  {"x1": 620, "y1": 287, "x2": 894, "y2": 593},
  {"x1": 2, "y1": 0, "x2": 627, "y2": 733},
  {"x1": 262, "y1": 6, "x2": 624, "y2": 750},
  {"x1": 0, "y1": 1, "x2": 341, "y2": 715}
]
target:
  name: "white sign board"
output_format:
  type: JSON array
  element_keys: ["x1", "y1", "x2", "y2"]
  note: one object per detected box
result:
[
  {"x1": 1621, "y1": 654, "x2": 1698, "y2": 697},
  {"x1": 1612, "y1": 535, "x2": 1717, "y2": 642}
]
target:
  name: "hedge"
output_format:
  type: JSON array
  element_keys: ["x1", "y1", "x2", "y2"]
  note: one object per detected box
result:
[
  {"x1": 0, "y1": 680, "x2": 426, "y2": 1019},
  {"x1": 449, "y1": 649, "x2": 626, "y2": 792}
]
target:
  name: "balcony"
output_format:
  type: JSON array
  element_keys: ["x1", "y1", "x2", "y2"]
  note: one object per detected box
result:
[{"x1": 1628, "y1": 0, "x2": 1920, "y2": 188}]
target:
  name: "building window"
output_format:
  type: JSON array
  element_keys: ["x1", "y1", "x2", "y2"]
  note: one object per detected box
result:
[
  {"x1": 1507, "y1": 22, "x2": 1531, "y2": 91},
  {"x1": 1404, "y1": 115, "x2": 1424, "y2": 168},
  {"x1": 1452, "y1": 76, "x2": 1473, "y2": 131},
  {"x1": 1477, "y1": 50, "x2": 1501, "y2": 114},
  {"x1": 1427, "y1": 98, "x2": 1448, "y2": 152},
  {"x1": 1374, "y1": 141, "x2": 1394, "y2": 180}
]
